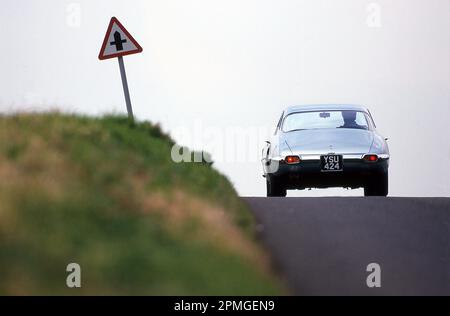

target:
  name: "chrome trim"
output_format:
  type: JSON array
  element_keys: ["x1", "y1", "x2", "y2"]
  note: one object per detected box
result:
[
  {"x1": 298, "y1": 153, "x2": 390, "y2": 161},
  {"x1": 268, "y1": 156, "x2": 284, "y2": 162},
  {"x1": 299, "y1": 154, "x2": 360, "y2": 161}
]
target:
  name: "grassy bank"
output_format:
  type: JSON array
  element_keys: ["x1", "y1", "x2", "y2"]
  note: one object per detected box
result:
[{"x1": 0, "y1": 113, "x2": 283, "y2": 295}]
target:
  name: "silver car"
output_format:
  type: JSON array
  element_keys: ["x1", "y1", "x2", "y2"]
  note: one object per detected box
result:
[{"x1": 262, "y1": 104, "x2": 390, "y2": 197}]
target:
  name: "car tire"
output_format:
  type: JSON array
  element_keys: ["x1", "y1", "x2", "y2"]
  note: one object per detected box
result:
[
  {"x1": 364, "y1": 173, "x2": 388, "y2": 197},
  {"x1": 266, "y1": 175, "x2": 287, "y2": 197}
]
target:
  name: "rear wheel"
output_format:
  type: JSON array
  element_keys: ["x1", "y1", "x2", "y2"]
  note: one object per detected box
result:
[
  {"x1": 364, "y1": 173, "x2": 388, "y2": 197},
  {"x1": 266, "y1": 176, "x2": 287, "y2": 197}
]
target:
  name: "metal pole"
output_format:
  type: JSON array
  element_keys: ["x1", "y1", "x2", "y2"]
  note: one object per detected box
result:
[{"x1": 117, "y1": 56, "x2": 134, "y2": 120}]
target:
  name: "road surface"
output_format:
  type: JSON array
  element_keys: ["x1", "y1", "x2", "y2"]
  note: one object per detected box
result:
[{"x1": 244, "y1": 197, "x2": 450, "y2": 295}]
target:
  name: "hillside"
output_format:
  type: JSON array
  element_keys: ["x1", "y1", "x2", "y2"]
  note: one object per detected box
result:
[{"x1": 0, "y1": 113, "x2": 283, "y2": 295}]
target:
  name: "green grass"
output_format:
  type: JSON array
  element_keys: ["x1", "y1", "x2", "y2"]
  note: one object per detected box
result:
[{"x1": 0, "y1": 113, "x2": 283, "y2": 295}]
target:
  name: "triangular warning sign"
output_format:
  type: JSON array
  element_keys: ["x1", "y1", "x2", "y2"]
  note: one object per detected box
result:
[{"x1": 98, "y1": 17, "x2": 143, "y2": 60}]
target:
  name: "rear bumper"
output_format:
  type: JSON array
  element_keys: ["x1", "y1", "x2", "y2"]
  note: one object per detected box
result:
[{"x1": 266, "y1": 157, "x2": 389, "y2": 189}]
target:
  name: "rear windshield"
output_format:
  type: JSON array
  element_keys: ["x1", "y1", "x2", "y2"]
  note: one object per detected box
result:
[{"x1": 282, "y1": 110, "x2": 371, "y2": 132}]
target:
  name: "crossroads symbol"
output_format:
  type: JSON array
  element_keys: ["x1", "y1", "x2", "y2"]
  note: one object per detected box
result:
[{"x1": 110, "y1": 31, "x2": 127, "y2": 51}]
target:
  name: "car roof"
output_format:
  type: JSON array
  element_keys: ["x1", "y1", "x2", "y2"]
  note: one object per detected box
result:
[{"x1": 284, "y1": 104, "x2": 369, "y2": 115}]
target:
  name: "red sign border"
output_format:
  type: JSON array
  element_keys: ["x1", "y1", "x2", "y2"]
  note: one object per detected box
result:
[{"x1": 98, "y1": 17, "x2": 143, "y2": 60}]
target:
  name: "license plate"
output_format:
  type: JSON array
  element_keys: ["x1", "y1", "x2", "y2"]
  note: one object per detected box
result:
[{"x1": 321, "y1": 155, "x2": 343, "y2": 172}]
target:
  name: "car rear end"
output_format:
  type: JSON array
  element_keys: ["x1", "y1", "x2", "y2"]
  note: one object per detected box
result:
[
  {"x1": 272, "y1": 153, "x2": 389, "y2": 190},
  {"x1": 264, "y1": 105, "x2": 390, "y2": 196}
]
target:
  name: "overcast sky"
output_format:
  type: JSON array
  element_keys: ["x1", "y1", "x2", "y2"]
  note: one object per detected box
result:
[{"x1": 1, "y1": 0, "x2": 449, "y2": 197}]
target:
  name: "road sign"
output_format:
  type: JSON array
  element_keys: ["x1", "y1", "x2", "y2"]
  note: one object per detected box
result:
[
  {"x1": 99, "y1": 17, "x2": 143, "y2": 60},
  {"x1": 99, "y1": 17, "x2": 143, "y2": 120}
]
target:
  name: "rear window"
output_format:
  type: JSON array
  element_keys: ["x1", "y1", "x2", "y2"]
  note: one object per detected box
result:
[{"x1": 282, "y1": 110, "x2": 370, "y2": 132}]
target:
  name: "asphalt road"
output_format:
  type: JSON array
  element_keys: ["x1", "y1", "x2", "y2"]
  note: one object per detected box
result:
[{"x1": 244, "y1": 197, "x2": 450, "y2": 295}]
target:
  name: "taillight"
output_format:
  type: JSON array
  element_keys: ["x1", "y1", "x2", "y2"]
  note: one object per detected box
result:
[
  {"x1": 285, "y1": 156, "x2": 301, "y2": 164},
  {"x1": 363, "y1": 154, "x2": 379, "y2": 162}
]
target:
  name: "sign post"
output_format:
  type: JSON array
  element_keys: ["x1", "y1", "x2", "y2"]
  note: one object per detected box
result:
[
  {"x1": 117, "y1": 56, "x2": 133, "y2": 118},
  {"x1": 99, "y1": 17, "x2": 143, "y2": 120}
]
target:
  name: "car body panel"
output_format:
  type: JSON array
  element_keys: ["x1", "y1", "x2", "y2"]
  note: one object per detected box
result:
[
  {"x1": 284, "y1": 129, "x2": 374, "y2": 156},
  {"x1": 284, "y1": 104, "x2": 370, "y2": 115}
]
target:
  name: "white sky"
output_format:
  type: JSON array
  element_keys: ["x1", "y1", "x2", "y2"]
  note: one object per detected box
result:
[{"x1": 1, "y1": 0, "x2": 449, "y2": 197}]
